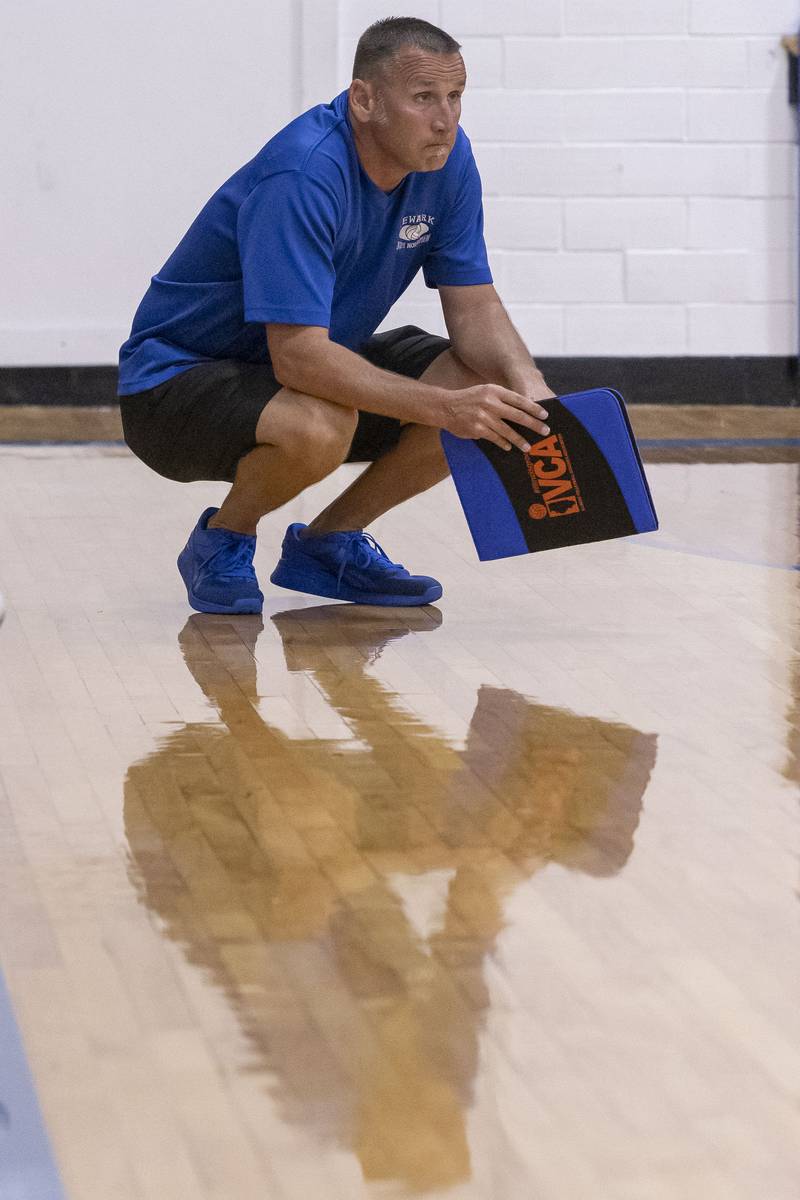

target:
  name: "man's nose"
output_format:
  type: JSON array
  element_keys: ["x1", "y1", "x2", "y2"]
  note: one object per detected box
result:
[{"x1": 432, "y1": 102, "x2": 452, "y2": 133}]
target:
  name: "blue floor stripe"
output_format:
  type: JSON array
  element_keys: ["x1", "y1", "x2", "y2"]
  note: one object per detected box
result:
[
  {"x1": 0, "y1": 437, "x2": 799, "y2": 450},
  {"x1": 0, "y1": 970, "x2": 66, "y2": 1200},
  {"x1": 639, "y1": 437, "x2": 800, "y2": 448},
  {"x1": 0, "y1": 440, "x2": 127, "y2": 448}
]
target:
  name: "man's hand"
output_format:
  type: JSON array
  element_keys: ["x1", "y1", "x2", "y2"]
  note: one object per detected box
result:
[{"x1": 442, "y1": 383, "x2": 551, "y2": 453}]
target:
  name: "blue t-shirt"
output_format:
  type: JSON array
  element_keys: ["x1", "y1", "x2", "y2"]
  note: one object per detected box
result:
[{"x1": 117, "y1": 90, "x2": 492, "y2": 395}]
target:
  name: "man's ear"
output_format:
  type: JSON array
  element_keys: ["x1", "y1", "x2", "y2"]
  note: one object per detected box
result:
[{"x1": 348, "y1": 77, "x2": 376, "y2": 126}]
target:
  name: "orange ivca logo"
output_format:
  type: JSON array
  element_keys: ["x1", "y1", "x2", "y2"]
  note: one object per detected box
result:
[{"x1": 525, "y1": 433, "x2": 585, "y2": 520}]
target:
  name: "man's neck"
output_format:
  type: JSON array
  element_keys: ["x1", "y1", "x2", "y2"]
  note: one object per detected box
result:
[{"x1": 350, "y1": 119, "x2": 406, "y2": 194}]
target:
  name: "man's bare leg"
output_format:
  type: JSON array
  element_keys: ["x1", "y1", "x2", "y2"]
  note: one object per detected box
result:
[
  {"x1": 208, "y1": 390, "x2": 358, "y2": 535},
  {"x1": 306, "y1": 349, "x2": 481, "y2": 536},
  {"x1": 178, "y1": 388, "x2": 360, "y2": 614}
]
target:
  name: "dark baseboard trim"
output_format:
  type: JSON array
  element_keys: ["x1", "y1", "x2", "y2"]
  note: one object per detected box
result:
[
  {"x1": 0, "y1": 357, "x2": 798, "y2": 406},
  {"x1": 536, "y1": 357, "x2": 799, "y2": 406},
  {"x1": 0, "y1": 367, "x2": 120, "y2": 407}
]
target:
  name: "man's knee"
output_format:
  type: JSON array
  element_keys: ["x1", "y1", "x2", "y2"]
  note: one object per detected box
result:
[
  {"x1": 296, "y1": 398, "x2": 358, "y2": 470},
  {"x1": 420, "y1": 347, "x2": 485, "y2": 390},
  {"x1": 258, "y1": 390, "x2": 358, "y2": 474}
]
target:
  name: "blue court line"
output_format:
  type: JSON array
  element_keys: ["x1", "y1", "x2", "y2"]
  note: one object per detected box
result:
[
  {"x1": 639, "y1": 437, "x2": 800, "y2": 448},
  {"x1": 1, "y1": 437, "x2": 799, "y2": 450},
  {"x1": 0, "y1": 969, "x2": 66, "y2": 1200},
  {"x1": 0, "y1": 440, "x2": 127, "y2": 447}
]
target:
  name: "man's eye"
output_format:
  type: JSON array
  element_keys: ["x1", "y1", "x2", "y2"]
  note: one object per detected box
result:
[{"x1": 416, "y1": 93, "x2": 431, "y2": 101}]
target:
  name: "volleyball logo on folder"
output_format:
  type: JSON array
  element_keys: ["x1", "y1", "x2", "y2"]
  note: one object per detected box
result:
[{"x1": 440, "y1": 388, "x2": 658, "y2": 562}]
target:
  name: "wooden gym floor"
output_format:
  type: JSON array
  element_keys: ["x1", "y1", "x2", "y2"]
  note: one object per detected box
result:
[{"x1": 0, "y1": 405, "x2": 798, "y2": 1199}]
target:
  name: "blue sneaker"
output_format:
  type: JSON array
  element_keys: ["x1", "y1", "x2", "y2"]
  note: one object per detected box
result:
[
  {"x1": 270, "y1": 523, "x2": 442, "y2": 606},
  {"x1": 177, "y1": 507, "x2": 263, "y2": 614}
]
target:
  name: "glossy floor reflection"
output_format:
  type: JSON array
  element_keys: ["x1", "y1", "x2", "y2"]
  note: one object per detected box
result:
[
  {"x1": 0, "y1": 424, "x2": 798, "y2": 1200},
  {"x1": 124, "y1": 610, "x2": 655, "y2": 1193}
]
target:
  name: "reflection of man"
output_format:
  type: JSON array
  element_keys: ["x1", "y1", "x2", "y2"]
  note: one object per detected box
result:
[
  {"x1": 124, "y1": 613, "x2": 656, "y2": 1190},
  {"x1": 117, "y1": 17, "x2": 554, "y2": 615}
]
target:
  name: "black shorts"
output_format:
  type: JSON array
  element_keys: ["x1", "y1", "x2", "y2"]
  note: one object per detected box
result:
[{"x1": 119, "y1": 325, "x2": 450, "y2": 483}]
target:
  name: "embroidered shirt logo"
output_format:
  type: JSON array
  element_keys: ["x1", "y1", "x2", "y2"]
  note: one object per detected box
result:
[{"x1": 396, "y1": 213, "x2": 435, "y2": 249}]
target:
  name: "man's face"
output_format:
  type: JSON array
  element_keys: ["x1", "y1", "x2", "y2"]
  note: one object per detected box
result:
[{"x1": 370, "y1": 49, "x2": 467, "y2": 175}]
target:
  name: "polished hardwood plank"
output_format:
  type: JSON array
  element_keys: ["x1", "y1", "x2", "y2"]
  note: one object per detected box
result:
[
  {"x1": 0, "y1": 421, "x2": 797, "y2": 1199},
  {"x1": 0, "y1": 405, "x2": 124, "y2": 443}
]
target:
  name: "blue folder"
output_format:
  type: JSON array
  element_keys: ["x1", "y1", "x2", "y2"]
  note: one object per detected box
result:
[{"x1": 440, "y1": 387, "x2": 658, "y2": 561}]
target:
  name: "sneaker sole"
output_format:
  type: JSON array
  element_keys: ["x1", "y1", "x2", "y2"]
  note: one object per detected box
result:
[
  {"x1": 270, "y1": 563, "x2": 442, "y2": 607},
  {"x1": 185, "y1": 592, "x2": 263, "y2": 614}
]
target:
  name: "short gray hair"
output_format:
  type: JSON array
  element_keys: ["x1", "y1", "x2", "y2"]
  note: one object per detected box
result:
[{"x1": 352, "y1": 16, "x2": 462, "y2": 81}]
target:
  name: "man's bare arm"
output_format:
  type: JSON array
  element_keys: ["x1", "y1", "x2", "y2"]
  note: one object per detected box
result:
[
  {"x1": 439, "y1": 284, "x2": 556, "y2": 406},
  {"x1": 266, "y1": 323, "x2": 550, "y2": 452}
]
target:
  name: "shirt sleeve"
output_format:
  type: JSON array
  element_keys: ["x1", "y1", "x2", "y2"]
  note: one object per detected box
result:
[
  {"x1": 422, "y1": 144, "x2": 493, "y2": 289},
  {"x1": 237, "y1": 171, "x2": 340, "y2": 326}
]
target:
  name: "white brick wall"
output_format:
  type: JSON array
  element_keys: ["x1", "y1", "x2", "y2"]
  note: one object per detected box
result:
[
  {"x1": 440, "y1": 0, "x2": 562, "y2": 37},
  {"x1": 627, "y1": 251, "x2": 752, "y2": 302},
  {"x1": 2, "y1": 0, "x2": 304, "y2": 365},
  {"x1": 460, "y1": 90, "x2": 563, "y2": 141},
  {"x1": 504, "y1": 250, "x2": 625, "y2": 302},
  {"x1": 458, "y1": 37, "x2": 503, "y2": 88},
  {"x1": 342, "y1": 0, "x2": 799, "y2": 357},
  {"x1": 747, "y1": 145, "x2": 796, "y2": 195},
  {"x1": 566, "y1": 304, "x2": 687, "y2": 354},
  {"x1": 565, "y1": 199, "x2": 687, "y2": 249},
  {"x1": 688, "y1": 198, "x2": 796, "y2": 248},
  {"x1": 6, "y1": 0, "x2": 795, "y2": 365},
  {"x1": 687, "y1": 89, "x2": 795, "y2": 142},
  {"x1": 688, "y1": 303, "x2": 795, "y2": 352},
  {"x1": 690, "y1": 1, "x2": 800, "y2": 36},
  {"x1": 483, "y1": 198, "x2": 562, "y2": 249},
  {"x1": 8, "y1": 1, "x2": 795, "y2": 366},
  {"x1": 562, "y1": 92, "x2": 686, "y2": 142},
  {"x1": 564, "y1": 0, "x2": 687, "y2": 37},
  {"x1": 505, "y1": 37, "x2": 749, "y2": 90}
]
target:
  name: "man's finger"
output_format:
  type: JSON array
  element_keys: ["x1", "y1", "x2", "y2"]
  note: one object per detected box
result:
[
  {"x1": 495, "y1": 420, "x2": 533, "y2": 453},
  {"x1": 480, "y1": 428, "x2": 514, "y2": 451},
  {"x1": 496, "y1": 403, "x2": 550, "y2": 438},
  {"x1": 502, "y1": 391, "x2": 550, "y2": 421}
]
